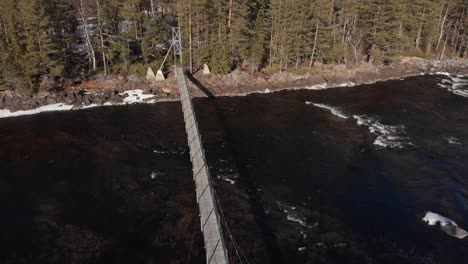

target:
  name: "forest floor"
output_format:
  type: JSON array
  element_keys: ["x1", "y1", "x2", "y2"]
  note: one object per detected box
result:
[{"x1": 1, "y1": 57, "x2": 468, "y2": 116}]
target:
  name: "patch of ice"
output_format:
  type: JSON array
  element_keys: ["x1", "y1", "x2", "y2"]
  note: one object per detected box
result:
[
  {"x1": 122, "y1": 89, "x2": 156, "y2": 104},
  {"x1": 435, "y1": 72, "x2": 451, "y2": 76},
  {"x1": 308, "y1": 102, "x2": 349, "y2": 119},
  {"x1": 422, "y1": 211, "x2": 468, "y2": 239},
  {"x1": 0, "y1": 103, "x2": 73, "y2": 119},
  {"x1": 336, "y1": 82, "x2": 356, "y2": 87},
  {"x1": 353, "y1": 115, "x2": 413, "y2": 149},
  {"x1": 305, "y1": 83, "x2": 328, "y2": 90},
  {"x1": 423, "y1": 212, "x2": 457, "y2": 226},
  {"x1": 82, "y1": 103, "x2": 99, "y2": 109}
]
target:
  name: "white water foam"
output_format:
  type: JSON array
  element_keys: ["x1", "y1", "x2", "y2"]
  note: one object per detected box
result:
[
  {"x1": 217, "y1": 174, "x2": 237, "y2": 184},
  {"x1": 216, "y1": 167, "x2": 239, "y2": 184},
  {"x1": 307, "y1": 102, "x2": 349, "y2": 119},
  {"x1": 353, "y1": 115, "x2": 413, "y2": 148},
  {"x1": 436, "y1": 74, "x2": 468, "y2": 98},
  {"x1": 277, "y1": 201, "x2": 313, "y2": 228},
  {"x1": 445, "y1": 136, "x2": 462, "y2": 145}
]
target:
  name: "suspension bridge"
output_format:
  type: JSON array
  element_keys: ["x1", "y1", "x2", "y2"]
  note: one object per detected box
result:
[{"x1": 167, "y1": 27, "x2": 231, "y2": 264}]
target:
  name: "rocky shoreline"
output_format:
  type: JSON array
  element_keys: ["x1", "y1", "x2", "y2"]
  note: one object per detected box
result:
[{"x1": 0, "y1": 57, "x2": 467, "y2": 117}]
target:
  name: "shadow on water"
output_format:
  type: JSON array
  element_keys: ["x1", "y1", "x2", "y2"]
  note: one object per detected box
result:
[{"x1": 196, "y1": 96, "x2": 286, "y2": 263}]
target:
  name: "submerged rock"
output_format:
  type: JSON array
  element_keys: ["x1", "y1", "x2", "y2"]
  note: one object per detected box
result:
[{"x1": 441, "y1": 224, "x2": 468, "y2": 239}]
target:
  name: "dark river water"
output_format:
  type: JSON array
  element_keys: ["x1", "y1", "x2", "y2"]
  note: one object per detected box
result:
[{"x1": 0, "y1": 75, "x2": 467, "y2": 264}]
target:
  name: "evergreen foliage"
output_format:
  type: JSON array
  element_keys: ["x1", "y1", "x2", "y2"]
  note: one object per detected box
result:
[{"x1": 0, "y1": 0, "x2": 467, "y2": 91}]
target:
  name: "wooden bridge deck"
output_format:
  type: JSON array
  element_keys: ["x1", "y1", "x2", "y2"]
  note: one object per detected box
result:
[{"x1": 175, "y1": 67, "x2": 228, "y2": 264}]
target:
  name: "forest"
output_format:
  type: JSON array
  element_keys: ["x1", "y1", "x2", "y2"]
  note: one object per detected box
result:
[{"x1": 0, "y1": 0, "x2": 467, "y2": 92}]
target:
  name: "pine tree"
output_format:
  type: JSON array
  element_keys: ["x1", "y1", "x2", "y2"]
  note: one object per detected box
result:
[
  {"x1": 16, "y1": 0, "x2": 63, "y2": 91},
  {"x1": 43, "y1": 0, "x2": 78, "y2": 77},
  {"x1": 141, "y1": 14, "x2": 168, "y2": 66},
  {"x1": 248, "y1": 0, "x2": 268, "y2": 73},
  {"x1": 0, "y1": 0, "x2": 22, "y2": 89}
]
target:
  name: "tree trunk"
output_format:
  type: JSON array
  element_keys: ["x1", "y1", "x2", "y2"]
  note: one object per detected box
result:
[
  {"x1": 196, "y1": 11, "x2": 201, "y2": 67},
  {"x1": 150, "y1": 0, "x2": 155, "y2": 17},
  {"x1": 453, "y1": 7, "x2": 464, "y2": 53},
  {"x1": 228, "y1": 0, "x2": 233, "y2": 28},
  {"x1": 399, "y1": 0, "x2": 407, "y2": 37},
  {"x1": 79, "y1": 0, "x2": 96, "y2": 71},
  {"x1": 188, "y1": 0, "x2": 193, "y2": 73},
  {"x1": 436, "y1": 5, "x2": 449, "y2": 50},
  {"x1": 439, "y1": 34, "x2": 448, "y2": 60},
  {"x1": 329, "y1": 0, "x2": 335, "y2": 23},
  {"x1": 97, "y1": 0, "x2": 107, "y2": 76},
  {"x1": 415, "y1": 6, "x2": 426, "y2": 49},
  {"x1": 269, "y1": 12, "x2": 277, "y2": 67},
  {"x1": 309, "y1": 20, "x2": 319, "y2": 68}
]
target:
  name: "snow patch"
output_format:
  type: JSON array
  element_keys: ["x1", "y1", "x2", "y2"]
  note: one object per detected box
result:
[
  {"x1": 423, "y1": 212, "x2": 457, "y2": 226},
  {"x1": 305, "y1": 83, "x2": 328, "y2": 90},
  {"x1": 434, "y1": 72, "x2": 451, "y2": 76},
  {"x1": 82, "y1": 104, "x2": 99, "y2": 109},
  {"x1": 353, "y1": 115, "x2": 413, "y2": 149},
  {"x1": 122, "y1": 89, "x2": 156, "y2": 104},
  {"x1": 336, "y1": 81, "x2": 356, "y2": 87},
  {"x1": 308, "y1": 102, "x2": 349, "y2": 119}
]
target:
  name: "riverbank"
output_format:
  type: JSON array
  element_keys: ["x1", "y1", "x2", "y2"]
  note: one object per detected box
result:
[{"x1": 0, "y1": 57, "x2": 467, "y2": 118}]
